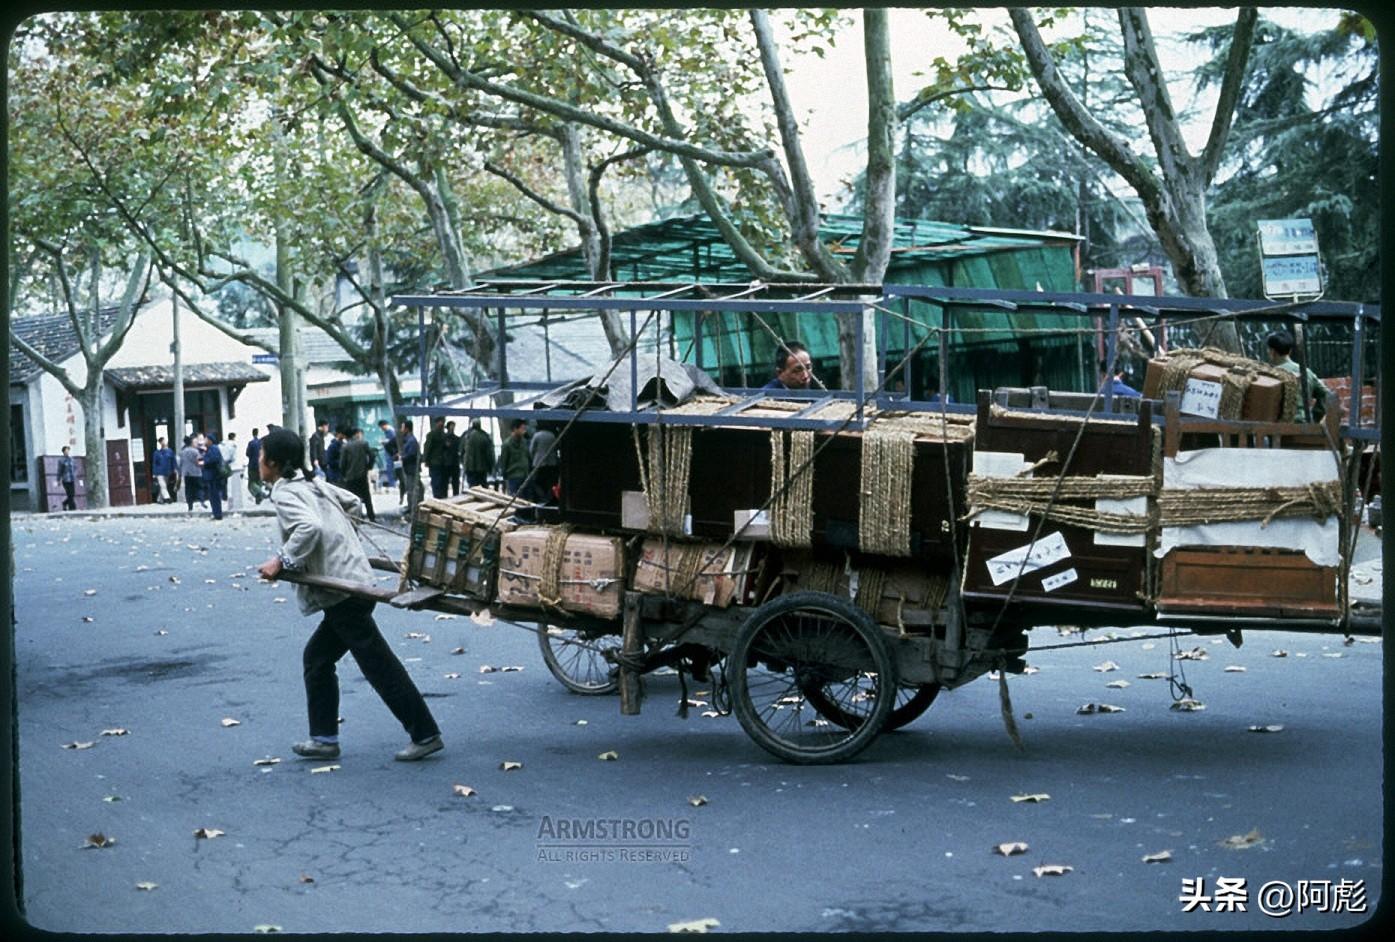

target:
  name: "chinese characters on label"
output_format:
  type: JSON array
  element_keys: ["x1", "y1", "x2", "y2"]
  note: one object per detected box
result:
[{"x1": 1181, "y1": 877, "x2": 1367, "y2": 917}]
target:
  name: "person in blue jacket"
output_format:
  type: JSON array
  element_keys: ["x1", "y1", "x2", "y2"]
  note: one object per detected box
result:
[
  {"x1": 151, "y1": 437, "x2": 176, "y2": 503},
  {"x1": 200, "y1": 432, "x2": 226, "y2": 520},
  {"x1": 762, "y1": 341, "x2": 814, "y2": 391}
]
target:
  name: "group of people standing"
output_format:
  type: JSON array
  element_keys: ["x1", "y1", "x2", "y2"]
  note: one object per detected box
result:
[
  {"x1": 416, "y1": 416, "x2": 556, "y2": 502},
  {"x1": 146, "y1": 430, "x2": 251, "y2": 520}
]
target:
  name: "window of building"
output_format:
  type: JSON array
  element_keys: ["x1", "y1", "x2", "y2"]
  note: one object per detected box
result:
[{"x1": 11, "y1": 403, "x2": 28, "y2": 483}]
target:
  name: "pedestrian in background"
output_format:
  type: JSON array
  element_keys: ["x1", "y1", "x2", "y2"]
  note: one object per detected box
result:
[
  {"x1": 308, "y1": 420, "x2": 328, "y2": 479},
  {"x1": 498, "y1": 419, "x2": 531, "y2": 497},
  {"x1": 423, "y1": 416, "x2": 450, "y2": 499},
  {"x1": 399, "y1": 419, "x2": 422, "y2": 511},
  {"x1": 151, "y1": 437, "x2": 176, "y2": 504},
  {"x1": 57, "y1": 446, "x2": 77, "y2": 511},
  {"x1": 219, "y1": 432, "x2": 237, "y2": 502},
  {"x1": 339, "y1": 427, "x2": 377, "y2": 523},
  {"x1": 200, "y1": 432, "x2": 226, "y2": 520},
  {"x1": 444, "y1": 420, "x2": 462, "y2": 496},
  {"x1": 528, "y1": 425, "x2": 559, "y2": 503},
  {"x1": 377, "y1": 419, "x2": 398, "y2": 494},
  {"x1": 325, "y1": 427, "x2": 346, "y2": 485},
  {"x1": 246, "y1": 428, "x2": 266, "y2": 504},
  {"x1": 255, "y1": 427, "x2": 443, "y2": 763},
  {"x1": 179, "y1": 435, "x2": 203, "y2": 511},
  {"x1": 462, "y1": 418, "x2": 494, "y2": 490},
  {"x1": 225, "y1": 432, "x2": 244, "y2": 511}
]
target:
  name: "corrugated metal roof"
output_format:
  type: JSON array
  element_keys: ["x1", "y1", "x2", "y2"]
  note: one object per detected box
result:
[{"x1": 483, "y1": 212, "x2": 1080, "y2": 282}]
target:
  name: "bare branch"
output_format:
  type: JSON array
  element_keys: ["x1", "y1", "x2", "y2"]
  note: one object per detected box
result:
[
  {"x1": 521, "y1": 9, "x2": 647, "y2": 72},
  {"x1": 8, "y1": 330, "x2": 82, "y2": 398},
  {"x1": 159, "y1": 273, "x2": 279, "y2": 354},
  {"x1": 484, "y1": 160, "x2": 587, "y2": 225},
  {"x1": 1201, "y1": 6, "x2": 1259, "y2": 185}
]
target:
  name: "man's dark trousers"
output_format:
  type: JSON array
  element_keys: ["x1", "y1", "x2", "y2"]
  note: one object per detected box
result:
[
  {"x1": 344, "y1": 476, "x2": 377, "y2": 522},
  {"x1": 302, "y1": 598, "x2": 440, "y2": 743},
  {"x1": 428, "y1": 465, "x2": 449, "y2": 499}
]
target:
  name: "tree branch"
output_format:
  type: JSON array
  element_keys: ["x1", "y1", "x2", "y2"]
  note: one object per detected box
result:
[
  {"x1": 1118, "y1": 9, "x2": 1194, "y2": 184},
  {"x1": 588, "y1": 146, "x2": 652, "y2": 280},
  {"x1": 159, "y1": 273, "x2": 279, "y2": 354},
  {"x1": 851, "y1": 7, "x2": 896, "y2": 283},
  {"x1": 94, "y1": 248, "x2": 154, "y2": 364},
  {"x1": 897, "y1": 84, "x2": 1019, "y2": 122},
  {"x1": 484, "y1": 160, "x2": 587, "y2": 225},
  {"x1": 1008, "y1": 7, "x2": 1166, "y2": 207},
  {"x1": 367, "y1": 47, "x2": 554, "y2": 137},
  {"x1": 1200, "y1": 6, "x2": 1259, "y2": 185},
  {"x1": 9, "y1": 330, "x2": 82, "y2": 399}
]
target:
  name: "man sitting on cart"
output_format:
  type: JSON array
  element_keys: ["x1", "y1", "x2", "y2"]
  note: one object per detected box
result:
[{"x1": 762, "y1": 340, "x2": 814, "y2": 391}]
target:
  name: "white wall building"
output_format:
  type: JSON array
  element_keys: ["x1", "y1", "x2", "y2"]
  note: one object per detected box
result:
[{"x1": 8, "y1": 295, "x2": 315, "y2": 511}]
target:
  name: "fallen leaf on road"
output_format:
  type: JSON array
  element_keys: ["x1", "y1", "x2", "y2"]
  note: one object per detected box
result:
[
  {"x1": 479, "y1": 665, "x2": 498, "y2": 674},
  {"x1": 404, "y1": 631, "x2": 429, "y2": 641},
  {"x1": 491, "y1": 805, "x2": 514, "y2": 813},
  {"x1": 946, "y1": 774, "x2": 970, "y2": 782},
  {"x1": 688, "y1": 796, "x2": 708, "y2": 807},
  {"x1": 1077, "y1": 703, "x2": 1125, "y2": 714},
  {"x1": 433, "y1": 613, "x2": 458, "y2": 621},
  {"x1": 82, "y1": 833, "x2": 115, "y2": 849},
  {"x1": 994, "y1": 842, "x2": 1029, "y2": 856},
  {"x1": 204, "y1": 579, "x2": 217, "y2": 585},
  {"x1": 1224, "y1": 666, "x2": 1246, "y2": 672},
  {"x1": 500, "y1": 761, "x2": 522, "y2": 771},
  {"x1": 452, "y1": 784, "x2": 477, "y2": 797},
  {"x1": 470, "y1": 609, "x2": 495, "y2": 627},
  {"x1": 298, "y1": 873, "x2": 315, "y2": 884},
  {"x1": 1247, "y1": 725, "x2": 1284, "y2": 734},
  {"x1": 1170, "y1": 699, "x2": 1206, "y2": 712},
  {"x1": 83, "y1": 589, "x2": 97, "y2": 596},
  {"x1": 193, "y1": 828, "x2": 224, "y2": 839},
  {"x1": 1093, "y1": 660, "x2": 1119, "y2": 672},
  {"x1": 135, "y1": 881, "x2": 158, "y2": 891},
  {"x1": 1174, "y1": 647, "x2": 1208, "y2": 661},
  {"x1": 252, "y1": 757, "x2": 281, "y2": 766},
  {"x1": 1022, "y1": 666, "x2": 1040, "y2": 675},
  {"x1": 1322, "y1": 652, "x2": 1344, "y2": 659},
  {"x1": 500, "y1": 665, "x2": 524, "y2": 672},
  {"x1": 62, "y1": 741, "x2": 95, "y2": 750},
  {"x1": 597, "y1": 751, "x2": 619, "y2": 761},
  {"x1": 82, "y1": 616, "x2": 94, "y2": 623},
  {"x1": 1271, "y1": 650, "x2": 1288, "y2": 658},
  {"x1": 221, "y1": 718, "x2": 241, "y2": 728},
  {"x1": 1220, "y1": 828, "x2": 1265, "y2": 850},
  {"x1": 272, "y1": 597, "x2": 286, "y2": 604},
  {"x1": 450, "y1": 647, "x2": 465, "y2": 655},
  {"x1": 443, "y1": 672, "x2": 460, "y2": 679},
  {"x1": 701, "y1": 711, "x2": 721, "y2": 718},
  {"x1": 668, "y1": 917, "x2": 719, "y2": 933},
  {"x1": 1033, "y1": 864, "x2": 1072, "y2": 877},
  {"x1": 685, "y1": 699, "x2": 708, "y2": 708},
  {"x1": 103, "y1": 795, "x2": 123, "y2": 803},
  {"x1": 1137, "y1": 672, "x2": 1168, "y2": 680},
  {"x1": 1105, "y1": 680, "x2": 1130, "y2": 689},
  {"x1": 574, "y1": 720, "x2": 588, "y2": 726},
  {"x1": 155, "y1": 629, "x2": 169, "y2": 636},
  {"x1": 1142, "y1": 850, "x2": 1173, "y2": 863},
  {"x1": 101, "y1": 728, "x2": 129, "y2": 737},
  {"x1": 1011, "y1": 793, "x2": 1051, "y2": 803},
  {"x1": 252, "y1": 925, "x2": 282, "y2": 934},
  {"x1": 309, "y1": 765, "x2": 340, "y2": 774}
]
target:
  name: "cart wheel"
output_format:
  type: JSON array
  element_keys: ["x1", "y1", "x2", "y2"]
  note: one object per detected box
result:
[
  {"x1": 730, "y1": 591, "x2": 896, "y2": 764},
  {"x1": 805, "y1": 682, "x2": 940, "y2": 733},
  {"x1": 536, "y1": 622, "x2": 621, "y2": 695}
]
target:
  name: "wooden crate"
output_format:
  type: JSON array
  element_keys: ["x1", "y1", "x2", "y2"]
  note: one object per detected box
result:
[
  {"x1": 1158, "y1": 547, "x2": 1339, "y2": 618},
  {"x1": 961, "y1": 392, "x2": 1154, "y2": 611},
  {"x1": 402, "y1": 491, "x2": 519, "y2": 600}
]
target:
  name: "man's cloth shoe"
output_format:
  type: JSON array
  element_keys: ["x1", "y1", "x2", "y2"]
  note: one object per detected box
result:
[
  {"x1": 292, "y1": 740, "x2": 341, "y2": 759},
  {"x1": 394, "y1": 736, "x2": 443, "y2": 762}
]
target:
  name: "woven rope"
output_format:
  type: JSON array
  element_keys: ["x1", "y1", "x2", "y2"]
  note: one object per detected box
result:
[
  {"x1": 644, "y1": 425, "x2": 693, "y2": 535},
  {"x1": 1158, "y1": 482, "x2": 1343, "y2": 528},
  {"x1": 770, "y1": 430, "x2": 815, "y2": 547},
  {"x1": 537, "y1": 524, "x2": 574, "y2": 612},
  {"x1": 800, "y1": 560, "x2": 842, "y2": 594},
  {"x1": 859, "y1": 427, "x2": 916, "y2": 556},
  {"x1": 854, "y1": 567, "x2": 887, "y2": 615},
  {"x1": 966, "y1": 474, "x2": 1157, "y2": 534},
  {"x1": 1155, "y1": 347, "x2": 1299, "y2": 421}
]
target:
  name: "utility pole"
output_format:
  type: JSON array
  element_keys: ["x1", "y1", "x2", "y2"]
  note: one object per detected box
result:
[{"x1": 171, "y1": 282, "x2": 185, "y2": 447}]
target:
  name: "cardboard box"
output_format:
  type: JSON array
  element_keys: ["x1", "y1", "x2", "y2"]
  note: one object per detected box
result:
[
  {"x1": 632, "y1": 540, "x2": 754, "y2": 608},
  {"x1": 497, "y1": 528, "x2": 625, "y2": 619},
  {"x1": 1143, "y1": 357, "x2": 1284, "y2": 421}
]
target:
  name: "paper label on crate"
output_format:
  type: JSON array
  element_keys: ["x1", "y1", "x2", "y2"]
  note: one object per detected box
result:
[
  {"x1": 985, "y1": 531, "x2": 1071, "y2": 586},
  {"x1": 974, "y1": 451, "x2": 1031, "y2": 478},
  {"x1": 1179, "y1": 378, "x2": 1223, "y2": 418},
  {"x1": 1094, "y1": 493, "x2": 1148, "y2": 547},
  {"x1": 976, "y1": 510, "x2": 1030, "y2": 532},
  {"x1": 1041, "y1": 568, "x2": 1078, "y2": 593}
]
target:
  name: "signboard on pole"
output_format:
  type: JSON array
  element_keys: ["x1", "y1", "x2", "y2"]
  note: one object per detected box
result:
[{"x1": 1257, "y1": 218, "x2": 1323, "y2": 299}]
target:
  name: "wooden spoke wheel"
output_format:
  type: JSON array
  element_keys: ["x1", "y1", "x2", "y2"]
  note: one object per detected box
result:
[
  {"x1": 730, "y1": 591, "x2": 896, "y2": 764},
  {"x1": 536, "y1": 622, "x2": 621, "y2": 695}
]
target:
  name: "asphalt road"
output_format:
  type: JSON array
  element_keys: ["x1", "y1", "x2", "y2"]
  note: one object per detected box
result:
[{"x1": 10, "y1": 514, "x2": 1384, "y2": 933}]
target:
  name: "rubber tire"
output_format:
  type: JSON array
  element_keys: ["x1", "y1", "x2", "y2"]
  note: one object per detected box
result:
[
  {"x1": 806, "y1": 682, "x2": 941, "y2": 733},
  {"x1": 730, "y1": 591, "x2": 896, "y2": 764},
  {"x1": 536, "y1": 621, "x2": 620, "y2": 695}
]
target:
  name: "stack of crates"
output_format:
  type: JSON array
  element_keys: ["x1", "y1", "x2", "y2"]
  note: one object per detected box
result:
[{"x1": 402, "y1": 489, "x2": 521, "y2": 601}]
